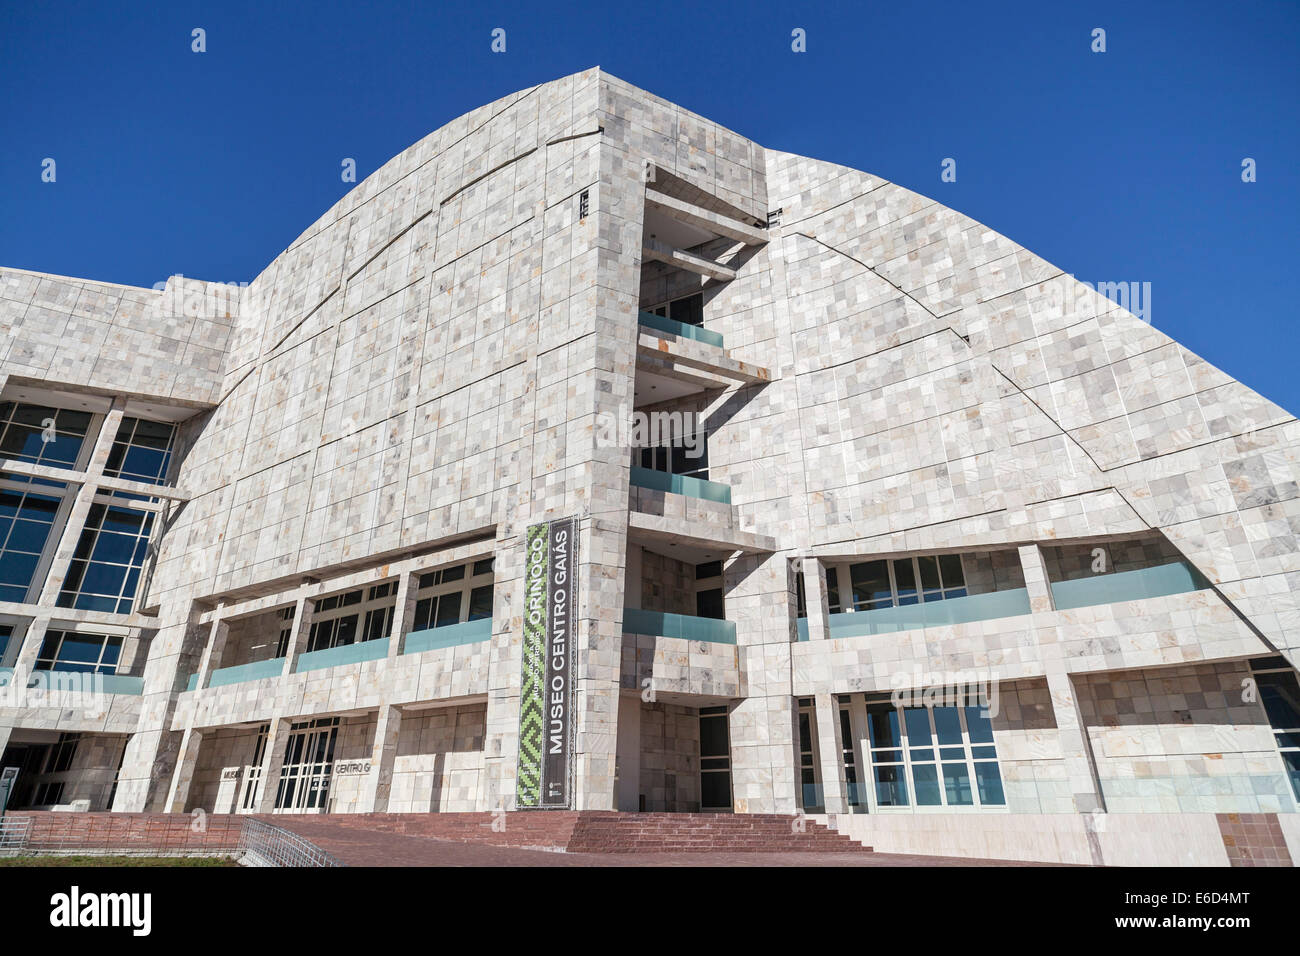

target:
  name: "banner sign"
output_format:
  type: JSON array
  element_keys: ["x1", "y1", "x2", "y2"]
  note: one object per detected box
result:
[{"x1": 516, "y1": 516, "x2": 578, "y2": 808}]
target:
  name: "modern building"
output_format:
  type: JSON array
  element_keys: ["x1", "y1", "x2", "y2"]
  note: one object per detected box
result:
[{"x1": 1, "y1": 68, "x2": 1297, "y2": 865}]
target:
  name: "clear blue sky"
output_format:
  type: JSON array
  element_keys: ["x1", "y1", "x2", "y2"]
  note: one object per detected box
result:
[{"x1": 1, "y1": 0, "x2": 1296, "y2": 410}]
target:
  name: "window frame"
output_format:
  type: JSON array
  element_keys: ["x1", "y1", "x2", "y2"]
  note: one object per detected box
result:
[
  {"x1": 33, "y1": 628, "x2": 125, "y2": 675},
  {"x1": 829, "y1": 553, "x2": 969, "y2": 614},
  {"x1": 853, "y1": 692, "x2": 1008, "y2": 813},
  {"x1": 411, "y1": 559, "x2": 495, "y2": 632}
]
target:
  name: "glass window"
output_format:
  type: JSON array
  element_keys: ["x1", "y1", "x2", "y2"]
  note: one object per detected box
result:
[
  {"x1": 0, "y1": 474, "x2": 66, "y2": 603},
  {"x1": 1253, "y1": 665, "x2": 1300, "y2": 801},
  {"x1": 0, "y1": 403, "x2": 92, "y2": 470},
  {"x1": 56, "y1": 503, "x2": 154, "y2": 614},
  {"x1": 669, "y1": 292, "x2": 704, "y2": 327},
  {"x1": 918, "y1": 555, "x2": 941, "y2": 592},
  {"x1": 892, "y1": 558, "x2": 919, "y2": 605},
  {"x1": 411, "y1": 561, "x2": 494, "y2": 630},
  {"x1": 850, "y1": 560, "x2": 892, "y2": 610},
  {"x1": 695, "y1": 587, "x2": 724, "y2": 620},
  {"x1": 104, "y1": 417, "x2": 177, "y2": 485},
  {"x1": 34, "y1": 630, "x2": 122, "y2": 674},
  {"x1": 843, "y1": 554, "x2": 968, "y2": 611},
  {"x1": 467, "y1": 585, "x2": 494, "y2": 621},
  {"x1": 0, "y1": 623, "x2": 11, "y2": 662},
  {"x1": 826, "y1": 567, "x2": 841, "y2": 614},
  {"x1": 862, "y1": 696, "x2": 1006, "y2": 809}
]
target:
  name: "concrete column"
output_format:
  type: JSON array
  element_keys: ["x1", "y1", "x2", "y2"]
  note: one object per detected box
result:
[
  {"x1": 164, "y1": 727, "x2": 203, "y2": 812},
  {"x1": 812, "y1": 692, "x2": 848, "y2": 813},
  {"x1": 360, "y1": 704, "x2": 402, "y2": 812},
  {"x1": 12, "y1": 616, "x2": 50, "y2": 676},
  {"x1": 478, "y1": 528, "x2": 524, "y2": 811},
  {"x1": 36, "y1": 401, "x2": 126, "y2": 606},
  {"x1": 254, "y1": 717, "x2": 293, "y2": 813},
  {"x1": 800, "y1": 557, "x2": 832, "y2": 641},
  {"x1": 1047, "y1": 671, "x2": 1106, "y2": 814},
  {"x1": 279, "y1": 595, "x2": 315, "y2": 677},
  {"x1": 1018, "y1": 543, "x2": 1055, "y2": 614},
  {"x1": 194, "y1": 616, "x2": 230, "y2": 691},
  {"x1": 386, "y1": 570, "x2": 420, "y2": 660},
  {"x1": 725, "y1": 551, "x2": 799, "y2": 814}
]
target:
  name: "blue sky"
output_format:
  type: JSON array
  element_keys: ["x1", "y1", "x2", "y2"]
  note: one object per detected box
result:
[{"x1": 1, "y1": 0, "x2": 1297, "y2": 410}]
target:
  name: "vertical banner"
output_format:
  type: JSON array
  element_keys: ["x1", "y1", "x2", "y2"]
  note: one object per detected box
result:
[{"x1": 515, "y1": 516, "x2": 577, "y2": 808}]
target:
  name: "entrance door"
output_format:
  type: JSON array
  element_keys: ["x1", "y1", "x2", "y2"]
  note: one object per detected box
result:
[
  {"x1": 699, "y1": 706, "x2": 732, "y2": 811},
  {"x1": 237, "y1": 724, "x2": 269, "y2": 813},
  {"x1": 797, "y1": 698, "x2": 824, "y2": 811},
  {"x1": 273, "y1": 718, "x2": 339, "y2": 813}
]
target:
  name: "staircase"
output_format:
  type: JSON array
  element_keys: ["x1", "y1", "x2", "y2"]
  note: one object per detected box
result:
[
  {"x1": 566, "y1": 812, "x2": 871, "y2": 853},
  {"x1": 270, "y1": 810, "x2": 871, "y2": 854}
]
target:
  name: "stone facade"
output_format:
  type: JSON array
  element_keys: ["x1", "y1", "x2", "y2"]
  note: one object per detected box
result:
[{"x1": 1, "y1": 68, "x2": 1297, "y2": 864}]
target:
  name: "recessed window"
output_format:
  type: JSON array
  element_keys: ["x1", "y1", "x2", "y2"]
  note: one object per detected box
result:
[
  {"x1": 863, "y1": 695, "x2": 1004, "y2": 809},
  {"x1": 56, "y1": 503, "x2": 155, "y2": 614},
  {"x1": 307, "y1": 585, "x2": 393, "y2": 652},
  {"x1": 34, "y1": 630, "x2": 122, "y2": 674},
  {"x1": 104, "y1": 417, "x2": 177, "y2": 486},
  {"x1": 412, "y1": 559, "x2": 495, "y2": 631},
  {"x1": 844, "y1": 554, "x2": 966, "y2": 612},
  {"x1": 648, "y1": 291, "x2": 704, "y2": 328},
  {"x1": 1251, "y1": 660, "x2": 1300, "y2": 802},
  {"x1": 0, "y1": 473, "x2": 66, "y2": 603},
  {"x1": 0, "y1": 403, "x2": 92, "y2": 471}
]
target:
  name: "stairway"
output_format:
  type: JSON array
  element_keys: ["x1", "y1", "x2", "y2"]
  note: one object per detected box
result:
[
  {"x1": 565, "y1": 812, "x2": 872, "y2": 853},
  {"x1": 270, "y1": 810, "x2": 871, "y2": 854}
]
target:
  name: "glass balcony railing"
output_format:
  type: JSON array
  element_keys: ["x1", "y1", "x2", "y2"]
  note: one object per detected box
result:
[
  {"x1": 9, "y1": 670, "x2": 145, "y2": 695},
  {"x1": 638, "y1": 311, "x2": 724, "y2": 348},
  {"x1": 622, "y1": 608, "x2": 737, "y2": 645},
  {"x1": 186, "y1": 672, "x2": 198, "y2": 692},
  {"x1": 813, "y1": 588, "x2": 1033, "y2": 640},
  {"x1": 800, "y1": 781, "x2": 867, "y2": 812},
  {"x1": 294, "y1": 637, "x2": 390, "y2": 674},
  {"x1": 403, "y1": 617, "x2": 493, "y2": 655},
  {"x1": 629, "y1": 465, "x2": 731, "y2": 505},
  {"x1": 98, "y1": 674, "x2": 145, "y2": 695},
  {"x1": 1049, "y1": 560, "x2": 1209, "y2": 611},
  {"x1": 801, "y1": 782, "x2": 825, "y2": 811},
  {"x1": 208, "y1": 657, "x2": 287, "y2": 689}
]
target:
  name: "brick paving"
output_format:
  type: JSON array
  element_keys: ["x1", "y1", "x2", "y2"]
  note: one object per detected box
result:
[{"x1": 273, "y1": 818, "x2": 1060, "y2": 866}]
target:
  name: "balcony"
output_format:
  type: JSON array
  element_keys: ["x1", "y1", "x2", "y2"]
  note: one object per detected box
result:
[
  {"x1": 294, "y1": 637, "x2": 389, "y2": 674},
  {"x1": 402, "y1": 617, "x2": 493, "y2": 654},
  {"x1": 622, "y1": 608, "x2": 737, "y2": 645},
  {"x1": 800, "y1": 588, "x2": 1033, "y2": 641},
  {"x1": 1049, "y1": 560, "x2": 1209, "y2": 611},
  {"x1": 629, "y1": 465, "x2": 731, "y2": 505},
  {"x1": 205, "y1": 656, "x2": 286, "y2": 689},
  {"x1": 0, "y1": 669, "x2": 144, "y2": 695},
  {"x1": 638, "y1": 311, "x2": 724, "y2": 349}
]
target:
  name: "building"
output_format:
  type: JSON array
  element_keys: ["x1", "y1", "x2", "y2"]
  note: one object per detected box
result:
[{"x1": 1, "y1": 68, "x2": 1297, "y2": 865}]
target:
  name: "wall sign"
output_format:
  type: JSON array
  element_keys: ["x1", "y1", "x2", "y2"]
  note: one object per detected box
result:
[
  {"x1": 516, "y1": 516, "x2": 577, "y2": 808},
  {"x1": 334, "y1": 760, "x2": 372, "y2": 777}
]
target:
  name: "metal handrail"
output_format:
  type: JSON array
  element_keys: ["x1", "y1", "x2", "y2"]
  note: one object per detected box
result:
[
  {"x1": 237, "y1": 818, "x2": 343, "y2": 867},
  {"x1": 0, "y1": 817, "x2": 31, "y2": 851}
]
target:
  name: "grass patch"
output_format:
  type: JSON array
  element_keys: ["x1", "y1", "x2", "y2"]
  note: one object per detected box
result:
[{"x1": 0, "y1": 855, "x2": 238, "y2": 867}]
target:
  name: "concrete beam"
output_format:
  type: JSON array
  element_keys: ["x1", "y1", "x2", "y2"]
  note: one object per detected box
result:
[
  {"x1": 645, "y1": 191, "x2": 768, "y2": 246},
  {"x1": 642, "y1": 238, "x2": 737, "y2": 282}
]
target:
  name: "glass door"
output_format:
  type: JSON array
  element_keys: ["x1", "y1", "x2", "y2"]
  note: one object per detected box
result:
[
  {"x1": 699, "y1": 706, "x2": 732, "y2": 811},
  {"x1": 273, "y1": 718, "x2": 339, "y2": 813}
]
